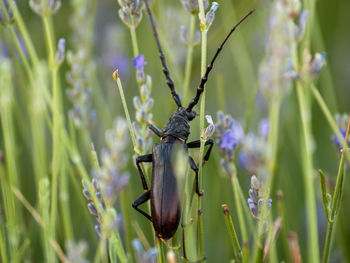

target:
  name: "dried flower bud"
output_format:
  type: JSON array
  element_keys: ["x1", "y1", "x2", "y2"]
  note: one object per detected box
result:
[
  {"x1": 205, "y1": 2, "x2": 219, "y2": 29},
  {"x1": 181, "y1": 0, "x2": 209, "y2": 14},
  {"x1": 55, "y1": 38, "x2": 65, "y2": 65},
  {"x1": 201, "y1": 115, "x2": 215, "y2": 141}
]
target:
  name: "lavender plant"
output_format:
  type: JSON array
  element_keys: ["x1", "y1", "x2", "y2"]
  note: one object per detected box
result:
[
  {"x1": 1, "y1": 0, "x2": 350, "y2": 262},
  {"x1": 66, "y1": 0, "x2": 97, "y2": 131}
]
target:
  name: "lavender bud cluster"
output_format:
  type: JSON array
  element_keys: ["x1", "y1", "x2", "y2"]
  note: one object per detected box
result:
[
  {"x1": 259, "y1": 0, "x2": 308, "y2": 99},
  {"x1": 215, "y1": 111, "x2": 270, "y2": 178},
  {"x1": 301, "y1": 49, "x2": 326, "y2": 79},
  {"x1": 66, "y1": 51, "x2": 96, "y2": 131},
  {"x1": 29, "y1": 0, "x2": 61, "y2": 16},
  {"x1": 247, "y1": 175, "x2": 272, "y2": 221},
  {"x1": 181, "y1": 0, "x2": 209, "y2": 14},
  {"x1": 331, "y1": 113, "x2": 350, "y2": 150},
  {"x1": 132, "y1": 55, "x2": 154, "y2": 156},
  {"x1": 82, "y1": 178, "x2": 105, "y2": 235},
  {"x1": 66, "y1": 0, "x2": 96, "y2": 131},
  {"x1": 82, "y1": 178, "x2": 122, "y2": 235},
  {"x1": 215, "y1": 111, "x2": 244, "y2": 161},
  {"x1": 132, "y1": 239, "x2": 158, "y2": 263},
  {"x1": 96, "y1": 117, "x2": 130, "y2": 206},
  {"x1": 205, "y1": 2, "x2": 219, "y2": 29},
  {"x1": 180, "y1": 25, "x2": 200, "y2": 48},
  {"x1": 239, "y1": 119, "x2": 269, "y2": 178},
  {"x1": 118, "y1": 0, "x2": 144, "y2": 28},
  {"x1": 65, "y1": 240, "x2": 89, "y2": 263}
]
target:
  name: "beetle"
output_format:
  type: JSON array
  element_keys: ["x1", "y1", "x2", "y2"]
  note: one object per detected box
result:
[{"x1": 132, "y1": 0, "x2": 254, "y2": 241}]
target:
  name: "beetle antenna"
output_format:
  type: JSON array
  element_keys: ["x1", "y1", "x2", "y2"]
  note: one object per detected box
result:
[
  {"x1": 187, "y1": 9, "x2": 255, "y2": 111},
  {"x1": 144, "y1": 0, "x2": 182, "y2": 108}
]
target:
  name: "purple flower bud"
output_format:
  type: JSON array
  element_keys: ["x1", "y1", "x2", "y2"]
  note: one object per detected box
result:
[
  {"x1": 258, "y1": 119, "x2": 269, "y2": 140},
  {"x1": 132, "y1": 54, "x2": 147, "y2": 72},
  {"x1": 268, "y1": 198, "x2": 272, "y2": 208},
  {"x1": 310, "y1": 52, "x2": 326, "y2": 77},
  {"x1": 248, "y1": 198, "x2": 258, "y2": 217}
]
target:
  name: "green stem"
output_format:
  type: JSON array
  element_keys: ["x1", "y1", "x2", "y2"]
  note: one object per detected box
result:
[
  {"x1": 322, "y1": 119, "x2": 349, "y2": 263},
  {"x1": 310, "y1": 85, "x2": 350, "y2": 164},
  {"x1": 113, "y1": 71, "x2": 138, "y2": 152},
  {"x1": 231, "y1": 173, "x2": 248, "y2": 262},
  {"x1": 8, "y1": 0, "x2": 40, "y2": 65},
  {"x1": 296, "y1": 82, "x2": 319, "y2": 263},
  {"x1": 222, "y1": 205, "x2": 242, "y2": 263},
  {"x1": 197, "y1": 1, "x2": 207, "y2": 259},
  {"x1": 42, "y1": 13, "x2": 62, "y2": 263},
  {"x1": 129, "y1": 16, "x2": 140, "y2": 57},
  {"x1": 183, "y1": 14, "x2": 196, "y2": 101}
]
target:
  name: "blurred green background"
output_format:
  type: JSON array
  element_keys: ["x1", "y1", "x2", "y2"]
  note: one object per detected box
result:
[{"x1": 1, "y1": 0, "x2": 350, "y2": 262}]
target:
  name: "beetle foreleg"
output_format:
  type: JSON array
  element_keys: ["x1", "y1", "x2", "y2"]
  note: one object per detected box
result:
[
  {"x1": 132, "y1": 190, "x2": 152, "y2": 221},
  {"x1": 148, "y1": 122, "x2": 163, "y2": 137},
  {"x1": 187, "y1": 139, "x2": 214, "y2": 163},
  {"x1": 136, "y1": 154, "x2": 153, "y2": 190},
  {"x1": 189, "y1": 156, "x2": 204, "y2": 196}
]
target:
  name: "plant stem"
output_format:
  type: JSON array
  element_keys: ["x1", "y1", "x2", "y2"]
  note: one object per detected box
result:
[
  {"x1": 322, "y1": 115, "x2": 350, "y2": 263},
  {"x1": 222, "y1": 205, "x2": 242, "y2": 263},
  {"x1": 296, "y1": 82, "x2": 319, "y2": 263},
  {"x1": 113, "y1": 71, "x2": 138, "y2": 153},
  {"x1": 197, "y1": 1, "x2": 207, "y2": 260},
  {"x1": 310, "y1": 85, "x2": 350, "y2": 164},
  {"x1": 42, "y1": 13, "x2": 62, "y2": 263},
  {"x1": 183, "y1": 14, "x2": 196, "y2": 101}
]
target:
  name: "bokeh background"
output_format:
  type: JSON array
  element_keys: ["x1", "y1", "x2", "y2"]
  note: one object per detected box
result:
[{"x1": 1, "y1": 0, "x2": 350, "y2": 262}]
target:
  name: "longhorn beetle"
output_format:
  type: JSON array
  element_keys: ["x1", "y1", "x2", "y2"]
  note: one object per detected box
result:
[{"x1": 132, "y1": 0, "x2": 254, "y2": 240}]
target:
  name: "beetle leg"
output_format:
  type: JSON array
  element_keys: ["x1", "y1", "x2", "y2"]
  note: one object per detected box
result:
[
  {"x1": 136, "y1": 154, "x2": 153, "y2": 190},
  {"x1": 189, "y1": 156, "x2": 204, "y2": 196},
  {"x1": 187, "y1": 139, "x2": 214, "y2": 163},
  {"x1": 132, "y1": 190, "x2": 152, "y2": 221},
  {"x1": 148, "y1": 122, "x2": 163, "y2": 137}
]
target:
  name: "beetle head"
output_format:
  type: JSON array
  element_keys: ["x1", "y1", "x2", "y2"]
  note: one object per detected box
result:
[{"x1": 162, "y1": 107, "x2": 196, "y2": 141}]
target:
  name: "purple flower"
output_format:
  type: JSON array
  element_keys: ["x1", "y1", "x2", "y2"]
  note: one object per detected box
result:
[
  {"x1": 331, "y1": 129, "x2": 347, "y2": 149},
  {"x1": 258, "y1": 118, "x2": 269, "y2": 140},
  {"x1": 132, "y1": 54, "x2": 147, "y2": 72},
  {"x1": 219, "y1": 120, "x2": 244, "y2": 151},
  {"x1": 220, "y1": 130, "x2": 239, "y2": 150}
]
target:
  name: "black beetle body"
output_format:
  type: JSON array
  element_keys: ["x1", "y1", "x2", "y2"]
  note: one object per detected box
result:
[{"x1": 132, "y1": 0, "x2": 254, "y2": 241}]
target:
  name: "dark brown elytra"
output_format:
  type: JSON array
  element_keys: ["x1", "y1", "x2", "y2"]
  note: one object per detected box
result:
[{"x1": 132, "y1": 0, "x2": 254, "y2": 241}]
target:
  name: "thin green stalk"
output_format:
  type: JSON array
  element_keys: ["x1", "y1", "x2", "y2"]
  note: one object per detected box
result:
[
  {"x1": 42, "y1": 13, "x2": 63, "y2": 263},
  {"x1": 0, "y1": 188, "x2": 8, "y2": 263},
  {"x1": 0, "y1": 2, "x2": 33, "y2": 81},
  {"x1": 222, "y1": 205, "x2": 243, "y2": 263},
  {"x1": 231, "y1": 174, "x2": 248, "y2": 262},
  {"x1": 8, "y1": 0, "x2": 40, "y2": 65},
  {"x1": 296, "y1": 82, "x2": 319, "y2": 263},
  {"x1": 0, "y1": 60, "x2": 22, "y2": 258},
  {"x1": 129, "y1": 16, "x2": 140, "y2": 57},
  {"x1": 197, "y1": 1, "x2": 208, "y2": 260},
  {"x1": 183, "y1": 14, "x2": 196, "y2": 101},
  {"x1": 310, "y1": 85, "x2": 350, "y2": 164},
  {"x1": 156, "y1": 239, "x2": 166, "y2": 263},
  {"x1": 322, "y1": 116, "x2": 350, "y2": 263},
  {"x1": 252, "y1": 97, "x2": 281, "y2": 262},
  {"x1": 113, "y1": 70, "x2": 138, "y2": 151}
]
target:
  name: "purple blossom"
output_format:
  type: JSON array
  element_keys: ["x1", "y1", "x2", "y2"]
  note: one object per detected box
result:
[
  {"x1": 219, "y1": 120, "x2": 244, "y2": 150},
  {"x1": 331, "y1": 129, "x2": 347, "y2": 149},
  {"x1": 258, "y1": 118, "x2": 269, "y2": 140},
  {"x1": 132, "y1": 54, "x2": 147, "y2": 72}
]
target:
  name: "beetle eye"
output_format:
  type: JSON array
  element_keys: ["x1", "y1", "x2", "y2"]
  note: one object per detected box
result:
[{"x1": 187, "y1": 111, "x2": 196, "y2": 121}]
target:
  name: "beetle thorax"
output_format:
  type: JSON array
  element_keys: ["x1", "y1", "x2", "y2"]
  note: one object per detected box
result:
[{"x1": 162, "y1": 107, "x2": 195, "y2": 141}]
